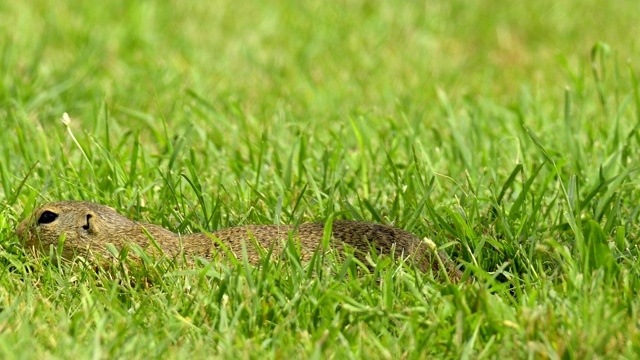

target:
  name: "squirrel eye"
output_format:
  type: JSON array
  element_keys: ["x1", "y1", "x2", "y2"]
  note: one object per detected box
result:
[{"x1": 37, "y1": 210, "x2": 58, "y2": 224}]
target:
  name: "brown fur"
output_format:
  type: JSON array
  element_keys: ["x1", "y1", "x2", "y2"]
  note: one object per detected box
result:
[{"x1": 16, "y1": 201, "x2": 460, "y2": 280}]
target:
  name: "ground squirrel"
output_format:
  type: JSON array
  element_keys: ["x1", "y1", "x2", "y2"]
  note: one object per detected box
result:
[{"x1": 16, "y1": 201, "x2": 460, "y2": 280}]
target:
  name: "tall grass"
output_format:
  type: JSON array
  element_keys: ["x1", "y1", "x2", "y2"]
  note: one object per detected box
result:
[{"x1": 1, "y1": 0, "x2": 640, "y2": 358}]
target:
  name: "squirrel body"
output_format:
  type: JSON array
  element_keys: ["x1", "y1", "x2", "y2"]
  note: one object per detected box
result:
[{"x1": 16, "y1": 201, "x2": 459, "y2": 279}]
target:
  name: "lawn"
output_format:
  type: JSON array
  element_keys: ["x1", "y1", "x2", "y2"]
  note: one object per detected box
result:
[{"x1": 1, "y1": 0, "x2": 640, "y2": 358}]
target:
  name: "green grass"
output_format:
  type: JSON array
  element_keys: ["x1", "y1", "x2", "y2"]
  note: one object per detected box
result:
[{"x1": 1, "y1": 0, "x2": 640, "y2": 358}]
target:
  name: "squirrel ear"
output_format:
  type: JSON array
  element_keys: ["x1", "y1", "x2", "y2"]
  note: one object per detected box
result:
[{"x1": 82, "y1": 213, "x2": 94, "y2": 232}]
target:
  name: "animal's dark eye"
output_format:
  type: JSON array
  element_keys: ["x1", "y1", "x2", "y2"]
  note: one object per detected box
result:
[{"x1": 37, "y1": 211, "x2": 58, "y2": 224}]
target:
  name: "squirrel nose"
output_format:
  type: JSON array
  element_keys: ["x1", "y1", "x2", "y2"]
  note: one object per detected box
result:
[{"x1": 16, "y1": 218, "x2": 28, "y2": 240}]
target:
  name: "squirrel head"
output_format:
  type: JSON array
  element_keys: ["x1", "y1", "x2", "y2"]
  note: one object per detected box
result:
[{"x1": 16, "y1": 201, "x2": 133, "y2": 262}]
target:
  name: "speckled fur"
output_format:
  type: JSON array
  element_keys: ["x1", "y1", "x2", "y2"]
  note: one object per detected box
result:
[{"x1": 16, "y1": 201, "x2": 460, "y2": 280}]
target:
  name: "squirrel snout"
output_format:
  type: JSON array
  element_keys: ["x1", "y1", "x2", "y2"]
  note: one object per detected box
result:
[{"x1": 16, "y1": 218, "x2": 29, "y2": 241}]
